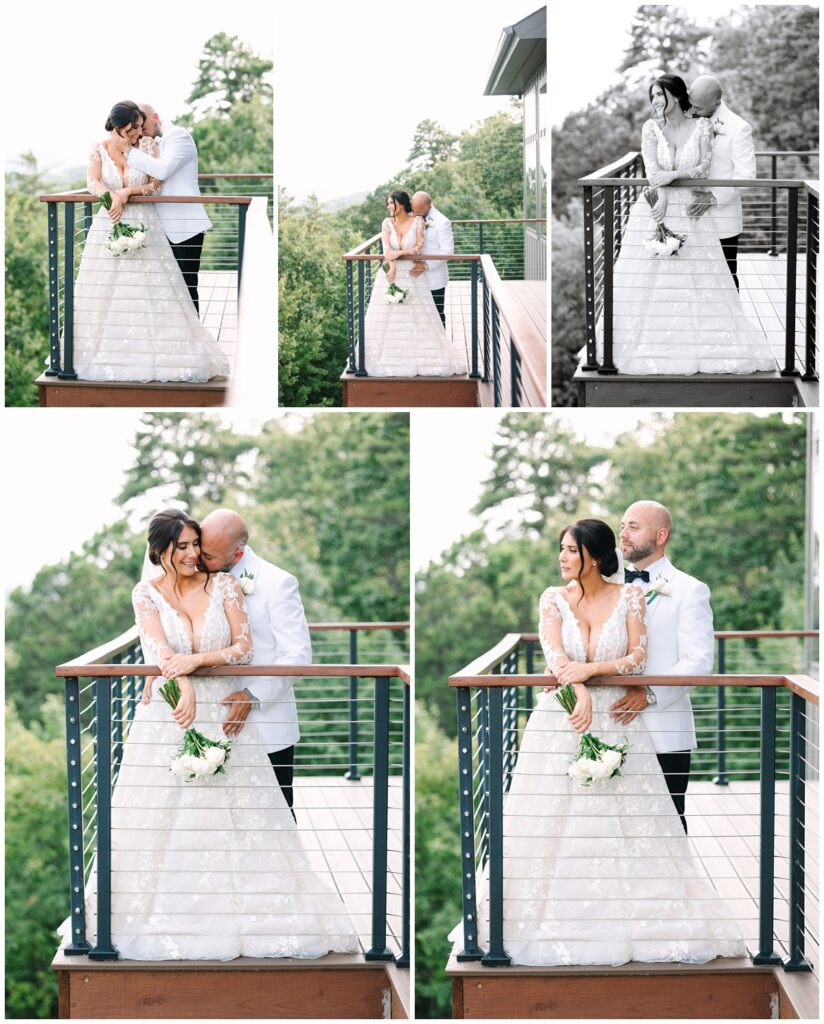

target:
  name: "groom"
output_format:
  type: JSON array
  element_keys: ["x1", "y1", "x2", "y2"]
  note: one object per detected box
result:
[
  {"x1": 687, "y1": 75, "x2": 757, "y2": 291},
  {"x1": 611, "y1": 500, "x2": 715, "y2": 834},
  {"x1": 410, "y1": 191, "x2": 454, "y2": 328},
  {"x1": 127, "y1": 103, "x2": 212, "y2": 313},
  {"x1": 199, "y1": 508, "x2": 312, "y2": 821}
]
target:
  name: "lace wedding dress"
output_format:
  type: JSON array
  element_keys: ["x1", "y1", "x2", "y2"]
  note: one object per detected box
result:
[
  {"x1": 68, "y1": 139, "x2": 229, "y2": 383},
  {"x1": 596, "y1": 117, "x2": 775, "y2": 374},
  {"x1": 472, "y1": 582, "x2": 746, "y2": 966},
  {"x1": 59, "y1": 573, "x2": 358, "y2": 960},
  {"x1": 364, "y1": 216, "x2": 468, "y2": 376}
]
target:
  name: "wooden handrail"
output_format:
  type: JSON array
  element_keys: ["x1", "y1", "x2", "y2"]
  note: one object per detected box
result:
[
  {"x1": 448, "y1": 671, "x2": 792, "y2": 689},
  {"x1": 579, "y1": 174, "x2": 809, "y2": 188},
  {"x1": 582, "y1": 149, "x2": 818, "y2": 184},
  {"x1": 519, "y1": 629, "x2": 820, "y2": 643},
  {"x1": 39, "y1": 192, "x2": 253, "y2": 204},
  {"x1": 56, "y1": 662, "x2": 410, "y2": 681}
]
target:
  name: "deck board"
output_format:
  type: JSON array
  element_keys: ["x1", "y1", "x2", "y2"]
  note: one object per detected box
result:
[{"x1": 738, "y1": 253, "x2": 808, "y2": 366}]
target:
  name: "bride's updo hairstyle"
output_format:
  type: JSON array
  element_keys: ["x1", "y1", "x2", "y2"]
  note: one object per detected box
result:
[
  {"x1": 147, "y1": 509, "x2": 205, "y2": 590},
  {"x1": 559, "y1": 518, "x2": 619, "y2": 600},
  {"x1": 105, "y1": 101, "x2": 143, "y2": 134},
  {"x1": 387, "y1": 190, "x2": 413, "y2": 215},
  {"x1": 649, "y1": 74, "x2": 690, "y2": 124}
]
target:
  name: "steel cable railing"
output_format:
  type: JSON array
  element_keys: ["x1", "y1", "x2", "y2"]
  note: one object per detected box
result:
[
  {"x1": 450, "y1": 634, "x2": 818, "y2": 977},
  {"x1": 58, "y1": 625, "x2": 410, "y2": 969}
]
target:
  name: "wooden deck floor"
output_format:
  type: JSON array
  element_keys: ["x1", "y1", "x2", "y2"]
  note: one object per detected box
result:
[
  {"x1": 738, "y1": 252, "x2": 808, "y2": 365},
  {"x1": 199, "y1": 270, "x2": 237, "y2": 373}
]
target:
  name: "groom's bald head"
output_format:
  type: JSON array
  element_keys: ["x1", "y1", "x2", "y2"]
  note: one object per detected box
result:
[
  {"x1": 199, "y1": 509, "x2": 249, "y2": 572},
  {"x1": 139, "y1": 103, "x2": 161, "y2": 138},
  {"x1": 412, "y1": 191, "x2": 432, "y2": 216},
  {"x1": 620, "y1": 501, "x2": 673, "y2": 568},
  {"x1": 689, "y1": 76, "x2": 723, "y2": 117}
]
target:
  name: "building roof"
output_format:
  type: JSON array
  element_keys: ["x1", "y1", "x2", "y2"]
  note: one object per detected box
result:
[{"x1": 483, "y1": 7, "x2": 546, "y2": 97}]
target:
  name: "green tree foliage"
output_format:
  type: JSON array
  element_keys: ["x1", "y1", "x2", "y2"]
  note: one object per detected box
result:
[
  {"x1": 407, "y1": 118, "x2": 458, "y2": 170},
  {"x1": 619, "y1": 5, "x2": 711, "y2": 72},
  {"x1": 186, "y1": 32, "x2": 273, "y2": 114}
]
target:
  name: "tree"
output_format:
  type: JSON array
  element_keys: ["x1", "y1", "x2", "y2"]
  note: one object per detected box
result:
[
  {"x1": 186, "y1": 33, "x2": 273, "y2": 115},
  {"x1": 407, "y1": 119, "x2": 458, "y2": 170},
  {"x1": 619, "y1": 5, "x2": 711, "y2": 75}
]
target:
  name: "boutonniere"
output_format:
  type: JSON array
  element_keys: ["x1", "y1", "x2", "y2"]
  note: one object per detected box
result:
[
  {"x1": 712, "y1": 120, "x2": 725, "y2": 137},
  {"x1": 239, "y1": 569, "x2": 255, "y2": 595},
  {"x1": 425, "y1": 216, "x2": 434, "y2": 229},
  {"x1": 645, "y1": 577, "x2": 672, "y2": 604}
]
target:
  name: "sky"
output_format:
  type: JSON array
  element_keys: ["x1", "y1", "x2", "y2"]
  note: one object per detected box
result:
[
  {"x1": 276, "y1": 2, "x2": 526, "y2": 201},
  {"x1": 3, "y1": 4, "x2": 274, "y2": 174}
]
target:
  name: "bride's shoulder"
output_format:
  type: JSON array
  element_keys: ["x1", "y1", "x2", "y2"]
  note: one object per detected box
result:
[
  {"x1": 642, "y1": 118, "x2": 661, "y2": 135},
  {"x1": 132, "y1": 579, "x2": 156, "y2": 602},
  {"x1": 539, "y1": 585, "x2": 568, "y2": 608},
  {"x1": 381, "y1": 216, "x2": 392, "y2": 229}
]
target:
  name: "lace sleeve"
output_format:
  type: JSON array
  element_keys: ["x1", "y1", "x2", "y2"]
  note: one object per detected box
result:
[
  {"x1": 538, "y1": 588, "x2": 570, "y2": 675},
  {"x1": 381, "y1": 218, "x2": 392, "y2": 255},
  {"x1": 131, "y1": 583, "x2": 174, "y2": 665},
  {"x1": 641, "y1": 120, "x2": 662, "y2": 175},
  {"x1": 137, "y1": 138, "x2": 161, "y2": 196},
  {"x1": 611, "y1": 584, "x2": 648, "y2": 675},
  {"x1": 217, "y1": 575, "x2": 253, "y2": 665},
  {"x1": 684, "y1": 118, "x2": 713, "y2": 179},
  {"x1": 86, "y1": 144, "x2": 107, "y2": 197},
  {"x1": 409, "y1": 216, "x2": 425, "y2": 255}
]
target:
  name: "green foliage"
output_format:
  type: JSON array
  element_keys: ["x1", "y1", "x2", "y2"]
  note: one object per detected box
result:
[
  {"x1": 408, "y1": 119, "x2": 458, "y2": 170},
  {"x1": 186, "y1": 32, "x2": 273, "y2": 114}
]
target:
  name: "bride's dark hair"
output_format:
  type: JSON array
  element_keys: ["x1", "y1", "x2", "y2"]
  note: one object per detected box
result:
[
  {"x1": 387, "y1": 190, "x2": 413, "y2": 215},
  {"x1": 649, "y1": 74, "x2": 691, "y2": 123},
  {"x1": 105, "y1": 101, "x2": 143, "y2": 134},
  {"x1": 559, "y1": 518, "x2": 619, "y2": 600},
  {"x1": 147, "y1": 509, "x2": 207, "y2": 592}
]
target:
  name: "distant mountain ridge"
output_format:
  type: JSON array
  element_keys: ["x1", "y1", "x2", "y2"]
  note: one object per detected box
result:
[{"x1": 294, "y1": 190, "x2": 369, "y2": 212}]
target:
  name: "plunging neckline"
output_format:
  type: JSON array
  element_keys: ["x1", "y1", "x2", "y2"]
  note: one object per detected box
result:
[
  {"x1": 391, "y1": 216, "x2": 417, "y2": 247},
  {"x1": 654, "y1": 119, "x2": 701, "y2": 167},
  {"x1": 100, "y1": 141, "x2": 130, "y2": 189},
  {"x1": 559, "y1": 585, "x2": 627, "y2": 663},
  {"x1": 148, "y1": 578, "x2": 218, "y2": 653}
]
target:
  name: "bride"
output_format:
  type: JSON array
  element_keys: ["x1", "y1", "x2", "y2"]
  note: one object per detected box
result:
[
  {"x1": 363, "y1": 191, "x2": 468, "y2": 377},
  {"x1": 60, "y1": 509, "x2": 357, "y2": 960},
  {"x1": 596, "y1": 74, "x2": 775, "y2": 375},
  {"x1": 71, "y1": 101, "x2": 229, "y2": 383},
  {"x1": 474, "y1": 518, "x2": 745, "y2": 966}
]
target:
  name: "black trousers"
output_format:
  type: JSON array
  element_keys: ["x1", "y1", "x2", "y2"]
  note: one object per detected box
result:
[
  {"x1": 267, "y1": 745, "x2": 296, "y2": 823},
  {"x1": 719, "y1": 234, "x2": 741, "y2": 291},
  {"x1": 656, "y1": 750, "x2": 691, "y2": 834},
  {"x1": 169, "y1": 232, "x2": 205, "y2": 313},
  {"x1": 431, "y1": 286, "x2": 446, "y2": 328}
]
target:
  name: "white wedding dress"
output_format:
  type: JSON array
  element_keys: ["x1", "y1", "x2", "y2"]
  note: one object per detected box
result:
[
  {"x1": 472, "y1": 583, "x2": 746, "y2": 966},
  {"x1": 59, "y1": 573, "x2": 358, "y2": 960},
  {"x1": 364, "y1": 216, "x2": 468, "y2": 376},
  {"x1": 596, "y1": 117, "x2": 775, "y2": 374},
  {"x1": 68, "y1": 140, "x2": 229, "y2": 383}
]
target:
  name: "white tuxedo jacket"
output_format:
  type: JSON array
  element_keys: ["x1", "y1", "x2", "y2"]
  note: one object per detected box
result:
[
  {"x1": 230, "y1": 547, "x2": 312, "y2": 752},
  {"x1": 634, "y1": 555, "x2": 714, "y2": 753},
  {"x1": 705, "y1": 102, "x2": 756, "y2": 239},
  {"x1": 420, "y1": 206, "x2": 454, "y2": 291},
  {"x1": 127, "y1": 121, "x2": 212, "y2": 243}
]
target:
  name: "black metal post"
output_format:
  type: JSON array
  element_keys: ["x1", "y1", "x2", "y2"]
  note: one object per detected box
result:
[
  {"x1": 803, "y1": 191, "x2": 817, "y2": 381},
  {"x1": 481, "y1": 275, "x2": 490, "y2": 383},
  {"x1": 345, "y1": 630, "x2": 360, "y2": 781},
  {"x1": 752, "y1": 686, "x2": 781, "y2": 965},
  {"x1": 469, "y1": 260, "x2": 480, "y2": 379},
  {"x1": 63, "y1": 677, "x2": 91, "y2": 954},
  {"x1": 84, "y1": 201, "x2": 93, "y2": 240},
  {"x1": 398, "y1": 680, "x2": 410, "y2": 968},
  {"x1": 58, "y1": 203, "x2": 78, "y2": 380},
  {"x1": 582, "y1": 185, "x2": 599, "y2": 370},
  {"x1": 477, "y1": 687, "x2": 491, "y2": 865},
  {"x1": 524, "y1": 641, "x2": 534, "y2": 715},
  {"x1": 599, "y1": 186, "x2": 618, "y2": 375},
  {"x1": 713, "y1": 640, "x2": 729, "y2": 786},
  {"x1": 365, "y1": 677, "x2": 393, "y2": 961},
  {"x1": 46, "y1": 203, "x2": 60, "y2": 376},
  {"x1": 365, "y1": 245, "x2": 373, "y2": 302},
  {"x1": 510, "y1": 343, "x2": 521, "y2": 408},
  {"x1": 491, "y1": 298, "x2": 501, "y2": 407},
  {"x1": 356, "y1": 260, "x2": 368, "y2": 377},
  {"x1": 481, "y1": 685, "x2": 511, "y2": 966},
  {"x1": 478, "y1": 222, "x2": 484, "y2": 254},
  {"x1": 346, "y1": 261, "x2": 356, "y2": 373},
  {"x1": 456, "y1": 687, "x2": 483, "y2": 960},
  {"x1": 781, "y1": 188, "x2": 800, "y2": 376},
  {"x1": 88, "y1": 678, "x2": 118, "y2": 960},
  {"x1": 237, "y1": 203, "x2": 248, "y2": 294},
  {"x1": 768, "y1": 155, "x2": 779, "y2": 256},
  {"x1": 111, "y1": 655, "x2": 123, "y2": 775},
  {"x1": 783, "y1": 691, "x2": 811, "y2": 971}
]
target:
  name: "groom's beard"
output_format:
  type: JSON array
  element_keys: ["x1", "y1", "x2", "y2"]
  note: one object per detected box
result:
[{"x1": 623, "y1": 540, "x2": 656, "y2": 564}]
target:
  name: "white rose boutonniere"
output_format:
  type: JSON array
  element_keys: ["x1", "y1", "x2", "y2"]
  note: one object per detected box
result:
[
  {"x1": 239, "y1": 569, "x2": 255, "y2": 596},
  {"x1": 645, "y1": 577, "x2": 672, "y2": 604},
  {"x1": 424, "y1": 216, "x2": 434, "y2": 229},
  {"x1": 712, "y1": 119, "x2": 726, "y2": 137}
]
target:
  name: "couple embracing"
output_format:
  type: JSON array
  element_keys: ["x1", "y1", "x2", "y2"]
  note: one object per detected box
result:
[{"x1": 473, "y1": 501, "x2": 747, "y2": 966}]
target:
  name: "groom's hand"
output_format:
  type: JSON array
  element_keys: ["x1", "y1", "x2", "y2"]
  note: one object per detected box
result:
[
  {"x1": 687, "y1": 190, "x2": 716, "y2": 219},
  {"x1": 222, "y1": 690, "x2": 252, "y2": 737},
  {"x1": 609, "y1": 686, "x2": 647, "y2": 723},
  {"x1": 410, "y1": 262, "x2": 427, "y2": 278}
]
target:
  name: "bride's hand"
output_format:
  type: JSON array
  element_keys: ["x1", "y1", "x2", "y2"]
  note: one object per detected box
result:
[
  {"x1": 141, "y1": 678, "x2": 154, "y2": 705},
  {"x1": 648, "y1": 169, "x2": 677, "y2": 188},
  {"x1": 556, "y1": 661, "x2": 595, "y2": 686},
  {"x1": 107, "y1": 192, "x2": 124, "y2": 223},
  {"x1": 568, "y1": 683, "x2": 592, "y2": 733},
  {"x1": 171, "y1": 676, "x2": 196, "y2": 730},
  {"x1": 161, "y1": 652, "x2": 204, "y2": 679}
]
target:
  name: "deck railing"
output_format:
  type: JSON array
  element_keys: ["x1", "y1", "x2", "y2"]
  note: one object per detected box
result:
[
  {"x1": 450, "y1": 633, "x2": 818, "y2": 974},
  {"x1": 342, "y1": 218, "x2": 546, "y2": 407},
  {"x1": 58, "y1": 621, "x2": 410, "y2": 968},
  {"x1": 39, "y1": 175, "x2": 273, "y2": 382},
  {"x1": 579, "y1": 151, "x2": 819, "y2": 381}
]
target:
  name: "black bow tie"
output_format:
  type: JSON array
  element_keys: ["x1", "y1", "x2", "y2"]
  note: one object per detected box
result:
[{"x1": 625, "y1": 569, "x2": 650, "y2": 583}]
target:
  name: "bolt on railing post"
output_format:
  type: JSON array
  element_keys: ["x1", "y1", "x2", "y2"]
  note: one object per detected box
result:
[
  {"x1": 456, "y1": 687, "x2": 483, "y2": 960},
  {"x1": 803, "y1": 190, "x2": 817, "y2": 381},
  {"x1": 63, "y1": 676, "x2": 91, "y2": 954},
  {"x1": 237, "y1": 203, "x2": 248, "y2": 294},
  {"x1": 356, "y1": 260, "x2": 368, "y2": 377},
  {"x1": 599, "y1": 186, "x2": 618, "y2": 375},
  {"x1": 46, "y1": 203, "x2": 60, "y2": 376},
  {"x1": 398, "y1": 680, "x2": 410, "y2": 968},
  {"x1": 524, "y1": 641, "x2": 534, "y2": 715},
  {"x1": 469, "y1": 260, "x2": 480, "y2": 379},
  {"x1": 88, "y1": 677, "x2": 118, "y2": 960},
  {"x1": 768, "y1": 155, "x2": 779, "y2": 256},
  {"x1": 59, "y1": 203, "x2": 78, "y2": 381},
  {"x1": 365, "y1": 676, "x2": 393, "y2": 961},
  {"x1": 582, "y1": 185, "x2": 599, "y2": 370},
  {"x1": 346, "y1": 261, "x2": 356, "y2": 374},
  {"x1": 491, "y1": 297, "x2": 501, "y2": 407},
  {"x1": 781, "y1": 187, "x2": 800, "y2": 377},
  {"x1": 713, "y1": 639, "x2": 728, "y2": 786},
  {"x1": 752, "y1": 685, "x2": 781, "y2": 965},
  {"x1": 345, "y1": 630, "x2": 361, "y2": 781},
  {"x1": 784, "y1": 690, "x2": 812, "y2": 971},
  {"x1": 481, "y1": 685, "x2": 511, "y2": 967}
]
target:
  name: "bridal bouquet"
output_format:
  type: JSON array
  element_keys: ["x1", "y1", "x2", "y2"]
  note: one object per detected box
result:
[
  {"x1": 159, "y1": 678, "x2": 232, "y2": 782},
  {"x1": 99, "y1": 191, "x2": 148, "y2": 256},
  {"x1": 554, "y1": 683, "x2": 629, "y2": 786},
  {"x1": 641, "y1": 187, "x2": 686, "y2": 256},
  {"x1": 379, "y1": 262, "x2": 408, "y2": 304}
]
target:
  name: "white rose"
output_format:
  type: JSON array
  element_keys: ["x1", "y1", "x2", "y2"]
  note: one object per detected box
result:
[
  {"x1": 600, "y1": 749, "x2": 623, "y2": 772},
  {"x1": 116, "y1": 237, "x2": 130, "y2": 255},
  {"x1": 191, "y1": 756, "x2": 212, "y2": 778},
  {"x1": 204, "y1": 745, "x2": 226, "y2": 767},
  {"x1": 567, "y1": 758, "x2": 592, "y2": 783},
  {"x1": 171, "y1": 754, "x2": 194, "y2": 779},
  {"x1": 588, "y1": 759, "x2": 613, "y2": 781},
  {"x1": 239, "y1": 577, "x2": 255, "y2": 595}
]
